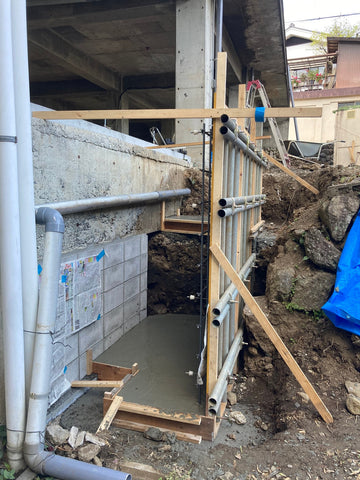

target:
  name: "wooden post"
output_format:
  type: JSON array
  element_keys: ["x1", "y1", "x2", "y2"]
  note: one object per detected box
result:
[
  {"x1": 86, "y1": 349, "x2": 93, "y2": 375},
  {"x1": 206, "y1": 52, "x2": 227, "y2": 396},
  {"x1": 210, "y1": 243, "x2": 333, "y2": 424},
  {"x1": 97, "y1": 396, "x2": 123, "y2": 433}
]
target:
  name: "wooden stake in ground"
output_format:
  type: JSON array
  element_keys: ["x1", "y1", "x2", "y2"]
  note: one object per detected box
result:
[
  {"x1": 96, "y1": 395, "x2": 123, "y2": 433},
  {"x1": 210, "y1": 243, "x2": 333, "y2": 424}
]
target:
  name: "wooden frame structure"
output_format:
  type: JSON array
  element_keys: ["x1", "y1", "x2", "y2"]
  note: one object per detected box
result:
[{"x1": 38, "y1": 52, "x2": 331, "y2": 442}]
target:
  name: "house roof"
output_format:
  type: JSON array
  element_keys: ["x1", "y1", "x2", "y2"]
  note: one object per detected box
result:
[{"x1": 327, "y1": 36, "x2": 360, "y2": 55}]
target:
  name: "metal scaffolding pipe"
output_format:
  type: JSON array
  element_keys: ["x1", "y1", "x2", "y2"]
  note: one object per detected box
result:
[
  {"x1": 35, "y1": 189, "x2": 191, "y2": 215},
  {"x1": 209, "y1": 328, "x2": 244, "y2": 413},
  {"x1": 218, "y1": 200, "x2": 266, "y2": 217},
  {"x1": 219, "y1": 194, "x2": 266, "y2": 207},
  {"x1": 212, "y1": 253, "x2": 256, "y2": 316},
  {"x1": 219, "y1": 126, "x2": 267, "y2": 167},
  {"x1": 220, "y1": 114, "x2": 256, "y2": 151}
]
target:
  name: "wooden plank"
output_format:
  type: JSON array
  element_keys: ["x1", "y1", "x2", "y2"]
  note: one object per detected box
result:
[
  {"x1": 147, "y1": 141, "x2": 209, "y2": 149},
  {"x1": 262, "y1": 151, "x2": 319, "y2": 195},
  {"x1": 160, "y1": 201, "x2": 165, "y2": 231},
  {"x1": 163, "y1": 219, "x2": 208, "y2": 235},
  {"x1": 104, "y1": 399, "x2": 201, "y2": 426},
  {"x1": 132, "y1": 363, "x2": 139, "y2": 376},
  {"x1": 237, "y1": 84, "x2": 246, "y2": 131},
  {"x1": 32, "y1": 106, "x2": 323, "y2": 121},
  {"x1": 71, "y1": 380, "x2": 126, "y2": 388},
  {"x1": 250, "y1": 219, "x2": 265, "y2": 235},
  {"x1": 210, "y1": 243, "x2": 333, "y2": 424},
  {"x1": 111, "y1": 418, "x2": 202, "y2": 444},
  {"x1": 86, "y1": 349, "x2": 93, "y2": 375},
  {"x1": 119, "y1": 461, "x2": 163, "y2": 480},
  {"x1": 349, "y1": 140, "x2": 356, "y2": 164},
  {"x1": 92, "y1": 361, "x2": 133, "y2": 380},
  {"x1": 207, "y1": 52, "x2": 227, "y2": 397},
  {"x1": 97, "y1": 396, "x2": 123, "y2": 433},
  {"x1": 255, "y1": 135, "x2": 272, "y2": 140}
]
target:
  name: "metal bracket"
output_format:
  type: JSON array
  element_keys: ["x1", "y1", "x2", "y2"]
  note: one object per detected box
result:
[{"x1": 0, "y1": 135, "x2": 17, "y2": 143}]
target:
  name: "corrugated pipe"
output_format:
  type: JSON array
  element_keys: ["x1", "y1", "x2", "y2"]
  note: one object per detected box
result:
[
  {"x1": 220, "y1": 114, "x2": 256, "y2": 151},
  {"x1": 35, "y1": 189, "x2": 191, "y2": 215},
  {"x1": 208, "y1": 328, "x2": 244, "y2": 415},
  {"x1": 218, "y1": 200, "x2": 266, "y2": 218},
  {"x1": 219, "y1": 126, "x2": 267, "y2": 168},
  {"x1": 219, "y1": 194, "x2": 266, "y2": 208},
  {"x1": 24, "y1": 208, "x2": 131, "y2": 480},
  {"x1": 212, "y1": 253, "x2": 256, "y2": 317},
  {"x1": 0, "y1": 0, "x2": 26, "y2": 470}
]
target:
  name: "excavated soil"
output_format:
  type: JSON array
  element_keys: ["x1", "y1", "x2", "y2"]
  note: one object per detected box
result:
[{"x1": 54, "y1": 164, "x2": 360, "y2": 480}]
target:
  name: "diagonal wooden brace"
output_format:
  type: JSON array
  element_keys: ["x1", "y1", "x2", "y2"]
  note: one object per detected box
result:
[{"x1": 210, "y1": 243, "x2": 333, "y2": 424}]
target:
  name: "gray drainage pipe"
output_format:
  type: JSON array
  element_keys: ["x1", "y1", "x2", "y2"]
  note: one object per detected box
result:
[
  {"x1": 24, "y1": 207, "x2": 131, "y2": 480},
  {"x1": 35, "y1": 189, "x2": 191, "y2": 215},
  {"x1": 208, "y1": 328, "x2": 244, "y2": 415},
  {"x1": 212, "y1": 253, "x2": 256, "y2": 317},
  {"x1": 220, "y1": 126, "x2": 267, "y2": 168}
]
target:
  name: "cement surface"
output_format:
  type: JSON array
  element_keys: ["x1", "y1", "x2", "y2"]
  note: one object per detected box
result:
[{"x1": 97, "y1": 314, "x2": 203, "y2": 415}]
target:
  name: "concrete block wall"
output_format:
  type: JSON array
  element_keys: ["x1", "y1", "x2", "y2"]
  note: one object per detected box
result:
[{"x1": 49, "y1": 234, "x2": 148, "y2": 405}]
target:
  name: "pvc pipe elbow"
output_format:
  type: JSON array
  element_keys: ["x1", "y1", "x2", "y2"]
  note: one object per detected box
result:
[{"x1": 35, "y1": 207, "x2": 64, "y2": 233}]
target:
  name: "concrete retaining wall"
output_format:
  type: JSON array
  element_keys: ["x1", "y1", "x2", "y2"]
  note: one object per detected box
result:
[{"x1": 0, "y1": 117, "x2": 191, "y2": 422}]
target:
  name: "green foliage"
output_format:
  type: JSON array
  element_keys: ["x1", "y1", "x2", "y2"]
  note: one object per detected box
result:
[
  {"x1": 310, "y1": 19, "x2": 360, "y2": 54},
  {"x1": 0, "y1": 464, "x2": 15, "y2": 480}
]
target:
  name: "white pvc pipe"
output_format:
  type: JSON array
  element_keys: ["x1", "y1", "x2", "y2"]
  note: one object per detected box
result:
[
  {"x1": 25, "y1": 209, "x2": 131, "y2": 480},
  {"x1": 25, "y1": 230, "x2": 64, "y2": 454},
  {"x1": 0, "y1": 0, "x2": 26, "y2": 470},
  {"x1": 11, "y1": 0, "x2": 39, "y2": 400}
]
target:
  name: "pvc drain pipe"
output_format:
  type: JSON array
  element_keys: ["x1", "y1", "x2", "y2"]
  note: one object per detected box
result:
[{"x1": 24, "y1": 208, "x2": 131, "y2": 480}]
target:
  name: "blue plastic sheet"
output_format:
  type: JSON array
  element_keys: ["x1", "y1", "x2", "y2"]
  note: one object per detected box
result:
[{"x1": 322, "y1": 210, "x2": 360, "y2": 335}]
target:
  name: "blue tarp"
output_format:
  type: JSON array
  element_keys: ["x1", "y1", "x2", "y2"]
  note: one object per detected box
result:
[{"x1": 322, "y1": 210, "x2": 360, "y2": 335}]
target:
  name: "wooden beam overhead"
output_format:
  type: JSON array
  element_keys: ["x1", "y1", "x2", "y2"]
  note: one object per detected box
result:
[
  {"x1": 32, "y1": 106, "x2": 323, "y2": 120},
  {"x1": 27, "y1": 0, "x2": 175, "y2": 29},
  {"x1": 29, "y1": 29, "x2": 121, "y2": 91}
]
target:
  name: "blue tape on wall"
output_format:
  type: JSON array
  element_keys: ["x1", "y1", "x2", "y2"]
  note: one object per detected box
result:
[
  {"x1": 97, "y1": 314, "x2": 101, "y2": 321},
  {"x1": 96, "y1": 249, "x2": 105, "y2": 262},
  {"x1": 255, "y1": 107, "x2": 265, "y2": 123},
  {"x1": 38, "y1": 264, "x2": 42, "y2": 275},
  {"x1": 63, "y1": 366, "x2": 67, "y2": 374}
]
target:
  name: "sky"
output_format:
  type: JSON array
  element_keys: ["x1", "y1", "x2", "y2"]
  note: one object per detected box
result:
[{"x1": 283, "y1": 0, "x2": 360, "y2": 33}]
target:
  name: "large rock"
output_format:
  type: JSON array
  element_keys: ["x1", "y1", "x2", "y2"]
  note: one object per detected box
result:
[
  {"x1": 319, "y1": 195, "x2": 360, "y2": 242},
  {"x1": 291, "y1": 269, "x2": 335, "y2": 311},
  {"x1": 243, "y1": 296, "x2": 275, "y2": 355},
  {"x1": 46, "y1": 424, "x2": 70, "y2": 445},
  {"x1": 266, "y1": 257, "x2": 296, "y2": 303},
  {"x1": 304, "y1": 228, "x2": 341, "y2": 272},
  {"x1": 346, "y1": 393, "x2": 360, "y2": 415},
  {"x1": 77, "y1": 444, "x2": 101, "y2": 463}
]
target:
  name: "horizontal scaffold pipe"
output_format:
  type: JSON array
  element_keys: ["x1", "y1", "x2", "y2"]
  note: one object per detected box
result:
[
  {"x1": 220, "y1": 114, "x2": 255, "y2": 151},
  {"x1": 32, "y1": 107, "x2": 323, "y2": 121},
  {"x1": 219, "y1": 194, "x2": 266, "y2": 208},
  {"x1": 219, "y1": 126, "x2": 267, "y2": 168},
  {"x1": 208, "y1": 328, "x2": 244, "y2": 414},
  {"x1": 218, "y1": 201, "x2": 266, "y2": 218},
  {"x1": 212, "y1": 253, "x2": 256, "y2": 316},
  {"x1": 35, "y1": 189, "x2": 191, "y2": 215}
]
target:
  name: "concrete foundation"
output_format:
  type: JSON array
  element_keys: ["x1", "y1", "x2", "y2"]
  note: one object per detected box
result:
[{"x1": 97, "y1": 314, "x2": 202, "y2": 414}]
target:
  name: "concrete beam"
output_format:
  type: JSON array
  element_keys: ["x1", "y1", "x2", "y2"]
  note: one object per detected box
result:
[
  {"x1": 27, "y1": 0, "x2": 175, "y2": 29},
  {"x1": 223, "y1": 26, "x2": 243, "y2": 84},
  {"x1": 123, "y1": 73, "x2": 175, "y2": 90},
  {"x1": 29, "y1": 29, "x2": 121, "y2": 91},
  {"x1": 30, "y1": 79, "x2": 105, "y2": 97}
]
